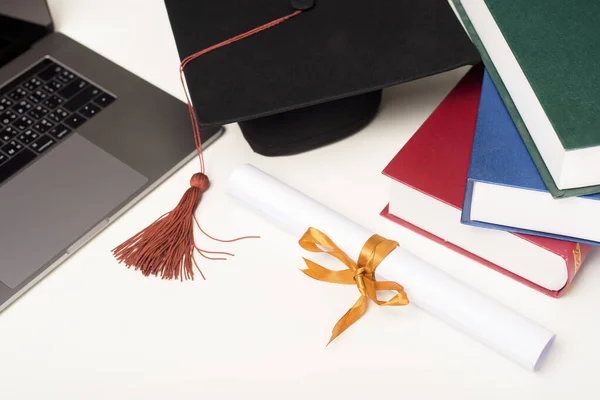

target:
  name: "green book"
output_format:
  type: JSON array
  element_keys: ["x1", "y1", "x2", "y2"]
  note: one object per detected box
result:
[{"x1": 452, "y1": 0, "x2": 600, "y2": 198}]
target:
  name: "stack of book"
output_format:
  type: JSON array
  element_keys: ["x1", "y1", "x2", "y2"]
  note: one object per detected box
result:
[{"x1": 380, "y1": 1, "x2": 600, "y2": 298}]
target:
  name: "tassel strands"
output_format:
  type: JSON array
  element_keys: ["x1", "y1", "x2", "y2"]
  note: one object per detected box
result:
[
  {"x1": 112, "y1": 10, "x2": 304, "y2": 280},
  {"x1": 113, "y1": 173, "x2": 210, "y2": 280}
]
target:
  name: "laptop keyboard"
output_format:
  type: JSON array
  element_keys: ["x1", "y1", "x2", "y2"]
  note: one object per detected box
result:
[{"x1": 0, "y1": 58, "x2": 116, "y2": 186}]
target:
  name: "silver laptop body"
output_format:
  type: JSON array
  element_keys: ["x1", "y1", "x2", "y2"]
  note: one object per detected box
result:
[{"x1": 0, "y1": 0, "x2": 223, "y2": 312}]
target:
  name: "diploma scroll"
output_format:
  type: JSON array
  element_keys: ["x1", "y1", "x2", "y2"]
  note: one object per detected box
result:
[{"x1": 227, "y1": 164, "x2": 555, "y2": 371}]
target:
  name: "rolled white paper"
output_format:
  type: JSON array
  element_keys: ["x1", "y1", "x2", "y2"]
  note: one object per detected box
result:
[{"x1": 227, "y1": 164, "x2": 556, "y2": 371}]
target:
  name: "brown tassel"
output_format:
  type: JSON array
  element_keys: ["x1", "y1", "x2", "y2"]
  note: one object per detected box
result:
[
  {"x1": 112, "y1": 173, "x2": 211, "y2": 280},
  {"x1": 112, "y1": 10, "x2": 303, "y2": 280}
]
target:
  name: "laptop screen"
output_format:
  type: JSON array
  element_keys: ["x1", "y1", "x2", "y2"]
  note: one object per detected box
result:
[
  {"x1": 1, "y1": 0, "x2": 52, "y2": 26},
  {"x1": 0, "y1": 0, "x2": 53, "y2": 66}
]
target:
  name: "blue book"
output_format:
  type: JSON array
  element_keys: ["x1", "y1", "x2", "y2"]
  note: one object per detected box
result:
[{"x1": 462, "y1": 71, "x2": 600, "y2": 246}]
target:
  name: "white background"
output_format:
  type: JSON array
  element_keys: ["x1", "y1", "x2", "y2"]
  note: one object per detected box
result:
[{"x1": 1, "y1": 1, "x2": 600, "y2": 398}]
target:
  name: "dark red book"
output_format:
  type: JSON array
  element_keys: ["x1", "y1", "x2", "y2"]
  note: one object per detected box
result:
[{"x1": 381, "y1": 66, "x2": 591, "y2": 298}]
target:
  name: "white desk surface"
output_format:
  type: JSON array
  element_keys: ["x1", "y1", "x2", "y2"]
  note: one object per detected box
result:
[{"x1": 2, "y1": 1, "x2": 600, "y2": 399}]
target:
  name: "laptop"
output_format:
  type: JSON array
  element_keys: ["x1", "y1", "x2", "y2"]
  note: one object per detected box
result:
[{"x1": 0, "y1": 0, "x2": 224, "y2": 312}]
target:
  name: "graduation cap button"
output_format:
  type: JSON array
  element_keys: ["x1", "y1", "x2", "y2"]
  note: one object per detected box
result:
[{"x1": 291, "y1": 0, "x2": 315, "y2": 11}]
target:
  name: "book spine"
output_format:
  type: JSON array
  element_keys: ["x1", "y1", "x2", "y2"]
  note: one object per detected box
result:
[{"x1": 562, "y1": 243, "x2": 592, "y2": 291}]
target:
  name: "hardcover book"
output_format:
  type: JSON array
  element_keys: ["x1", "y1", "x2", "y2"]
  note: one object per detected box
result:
[
  {"x1": 452, "y1": 0, "x2": 600, "y2": 197},
  {"x1": 462, "y1": 71, "x2": 600, "y2": 246},
  {"x1": 381, "y1": 66, "x2": 591, "y2": 298}
]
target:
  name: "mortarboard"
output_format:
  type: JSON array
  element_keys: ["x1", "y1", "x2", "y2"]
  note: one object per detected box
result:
[
  {"x1": 112, "y1": 0, "x2": 480, "y2": 280},
  {"x1": 164, "y1": 0, "x2": 480, "y2": 156}
]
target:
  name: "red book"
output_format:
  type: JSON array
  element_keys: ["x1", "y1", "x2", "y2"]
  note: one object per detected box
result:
[{"x1": 381, "y1": 66, "x2": 591, "y2": 298}]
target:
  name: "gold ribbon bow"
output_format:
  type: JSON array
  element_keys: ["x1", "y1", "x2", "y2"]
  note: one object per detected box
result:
[{"x1": 299, "y1": 227, "x2": 410, "y2": 345}]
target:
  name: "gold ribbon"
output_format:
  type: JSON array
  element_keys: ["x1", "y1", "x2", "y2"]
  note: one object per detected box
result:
[{"x1": 299, "y1": 227, "x2": 410, "y2": 345}]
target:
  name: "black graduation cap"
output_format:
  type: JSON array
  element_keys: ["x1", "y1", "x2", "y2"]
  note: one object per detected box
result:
[{"x1": 164, "y1": 0, "x2": 480, "y2": 156}]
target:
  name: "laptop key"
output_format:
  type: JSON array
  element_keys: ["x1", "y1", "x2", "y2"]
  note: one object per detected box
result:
[
  {"x1": 28, "y1": 105, "x2": 49, "y2": 119},
  {"x1": 17, "y1": 129, "x2": 39, "y2": 145},
  {"x1": 23, "y1": 77, "x2": 43, "y2": 91},
  {"x1": 43, "y1": 80, "x2": 64, "y2": 94},
  {"x1": 0, "y1": 98, "x2": 13, "y2": 111},
  {"x1": 27, "y1": 89, "x2": 48, "y2": 104},
  {"x1": 48, "y1": 124, "x2": 72, "y2": 140},
  {"x1": 0, "y1": 152, "x2": 7, "y2": 166},
  {"x1": 58, "y1": 78, "x2": 87, "y2": 99},
  {"x1": 13, "y1": 116, "x2": 34, "y2": 131},
  {"x1": 1, "y1": 126, "x2": 19, "y2": 141},
  {"x1": 79, "y1": 103, "x2": 101, "y2": 118},
  {"x1": 94, "y1": 93, "x2": 116, "y2": 108},
  {"x1": 57, "y1": 70, "x2": 76, "y2": 84},
  {"x1": 13, "y1": 100, "x2": 33, "y2": 114},
  {"x1": 0, "y1": 149, "x2": 36, "y2": 186},
  {"x1": 33, "y1": 119, "x2": 54, "y2": 134},
  {"x1": 37, "y1": 64, "x2": 63, "y2": 81},
  {"x1": 43, "y1": 95, "x2": 63, "y2": 109},
  {"x1": 8, "y1": 88, "x2": 28, "y2": 102},
  {"x1": 30, "y1": 135, "x2": 55, "y2": 154},
  {"x1": 48, "y1": 108, "x2": 68, "y2": 123},
  {"x1": 2, "y1": 140, "x2": 24, "y2": 157},
  {"x1": 64, "y1": 114, "x2": 87, "y2": 129},
  {"x1": 1, "y1": 110, "x2": 18, "y2": 125},
  {"x1": 32, "y1": 89, "x2": 48, "y2": 102},
  {"x1": 64, "y1": 86, "x2": 100, "y2": 112}
]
